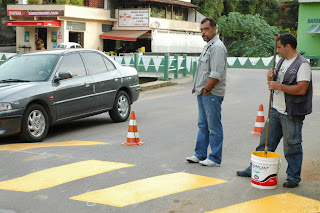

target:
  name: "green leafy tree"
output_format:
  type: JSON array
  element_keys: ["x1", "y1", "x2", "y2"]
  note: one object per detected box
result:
[
  {"x1": 218, "y1": 12, "x2": 280, "y2": 57},
  {"x1": 192, "y1": 0, "x2": 224, "y2": 19}
]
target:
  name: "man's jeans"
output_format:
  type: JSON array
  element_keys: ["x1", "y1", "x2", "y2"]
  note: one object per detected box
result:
[
  {"x1": 246, "y1": 108, "x2": 304, "y2": 184},
  {"x1": 195, "y1": 94, "x2": 224, "y2": 164}
]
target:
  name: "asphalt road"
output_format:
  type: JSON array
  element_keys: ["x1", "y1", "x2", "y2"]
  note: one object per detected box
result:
[{"x1": 0, "y1": 68, "x2": 319, "y2": 212}]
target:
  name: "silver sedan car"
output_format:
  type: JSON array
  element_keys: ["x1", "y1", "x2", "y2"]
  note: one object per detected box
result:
[{"x1": 0, "y1": 49, "x2": 140, "y2": 142}]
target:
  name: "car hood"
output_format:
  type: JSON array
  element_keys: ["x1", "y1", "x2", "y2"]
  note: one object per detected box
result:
[{"x1": 0, "y1": 82, "x2": 36, "y2": 100}]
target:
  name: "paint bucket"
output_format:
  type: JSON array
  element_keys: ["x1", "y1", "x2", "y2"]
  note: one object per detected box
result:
[{"x1": 251, "y1": 151, "x2": 281, "y2": 189}]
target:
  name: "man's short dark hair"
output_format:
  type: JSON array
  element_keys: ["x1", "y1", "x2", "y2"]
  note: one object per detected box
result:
[
  {"x1": 201, "y1": 18, "x2": 217, "y2": 27},
  {"x1": 277, "y1": 33, "x2": 297, "y2": 49}
]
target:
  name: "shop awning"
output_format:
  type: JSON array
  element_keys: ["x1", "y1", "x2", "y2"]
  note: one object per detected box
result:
[
  {"x1": 6, "y1": 20, "x2": 61, "y2": 27},
  {"x1": 306, "y1": 25, "x2": 320, "y2": 33},
  {"x1": 100, "y1": 30, "x2": 149, "y2": 41}
]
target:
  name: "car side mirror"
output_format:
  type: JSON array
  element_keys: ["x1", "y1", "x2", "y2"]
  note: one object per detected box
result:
[{"x1": 54, "y1": 71, "x2": 73, "y2": 82}]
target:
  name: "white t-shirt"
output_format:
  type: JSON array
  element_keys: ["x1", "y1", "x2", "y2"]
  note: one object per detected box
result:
[{"x1": 272, "y1": 57, "x2": 311, "y2": 114}]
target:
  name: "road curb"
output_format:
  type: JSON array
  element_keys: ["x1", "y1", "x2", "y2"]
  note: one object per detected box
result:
[{"x1": 140, "y1": 81, "x2": 177, "y2": 91}]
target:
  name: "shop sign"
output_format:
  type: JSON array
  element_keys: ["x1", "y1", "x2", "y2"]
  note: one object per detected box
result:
[
  {"x1": 58, "y1": 31, "x2": 62, "y2": 39},
  {"x1": 308, "y1": 18, "x2": 320, "y2": 23},
  {"x1": 52, "y1": 32, "x2": 57, "y2": 42},
  {"x1": 8, "y1": 10, "x2": 23, "y2": 16},
  {"x1": 119, "y1": 9, "x2": 149, "y2": 27},
  {"x1": 25, "y1": 10, "x2": 64, "y2": 16},
  {"x1": 25, "y1": 31, "x2": 29, "y2": 42}
]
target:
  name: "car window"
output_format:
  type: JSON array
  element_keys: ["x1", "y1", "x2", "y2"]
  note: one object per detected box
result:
[
  {"x1": 57, "y1": 53, "x2": 86, "y2": 77},
  {"x1": 82, "y1": 52, "x2": 107, "y2": 74},
  {"x1": 70, "y1": 45, "x2": 75, "y2": 48},
  {"x1": 76, "y1": 45, "x2": 82, "y2": 48},
  {"x1": 102, "y1": 56, "x2": 116, "y2": 71},
  {"x1": 0, "y1": 54, "x2": 58, "y2": 82}
]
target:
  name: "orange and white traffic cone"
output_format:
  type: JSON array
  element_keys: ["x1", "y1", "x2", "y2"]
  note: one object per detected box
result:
[
  {"x1": 251, "y1": 104, "x2": 265, "y2": 135},
  {"x1": 122, "y1": 111, "x2": 144, "y2": 146}
]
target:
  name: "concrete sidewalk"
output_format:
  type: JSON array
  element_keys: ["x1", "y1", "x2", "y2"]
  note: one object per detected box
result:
[{"x1": 140, "y1": 74, "x2": 193, "y2": 91}]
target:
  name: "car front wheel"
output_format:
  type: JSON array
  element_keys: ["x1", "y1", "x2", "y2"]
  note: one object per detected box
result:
[
  {"x1": 109, "y1": 90, "x2": 131, "y2": 122},
  {"x1": 20, "y1": 104, "x2": 49, "y2": 142}
]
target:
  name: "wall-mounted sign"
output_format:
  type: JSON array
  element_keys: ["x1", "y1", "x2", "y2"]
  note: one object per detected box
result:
[
  {"x1": 25, "y1": 31, "x2": 29, "y2": 42},
  {"x1": 25, "y1": 10, "x2": 64, "y2": 16},
  {"x1": 119, "y1": 9, "x2": 149, "y2": 27},
  {"x1": 52, "y1": 32, "x2": 57, "y2": 42},
  {"x1": 8, "y1": 10, "x2": 23, "y2": 16},
  {"x1": 308, "y1": 18, "x2": 320, "y2": 23},
  {"x1": 7, "y1": 10, "x2": 64, "y2": 16},
  {"x1": 58, "y1": 31, "x2": 62, "y2": 39}
]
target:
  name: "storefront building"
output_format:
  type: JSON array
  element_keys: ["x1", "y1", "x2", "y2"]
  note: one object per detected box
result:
[
  {"x1": 297, "y1": 0, "x2": 320, "y2": 65},
  {"x1": 6, "y1": 0, "x2": 206, "y2": 54}
]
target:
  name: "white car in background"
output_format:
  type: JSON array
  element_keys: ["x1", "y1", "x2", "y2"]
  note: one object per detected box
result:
[{"x1": 57, "y1": 42, "x2": 82, "y2": 49}]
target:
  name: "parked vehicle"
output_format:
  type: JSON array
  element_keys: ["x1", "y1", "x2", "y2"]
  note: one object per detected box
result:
[
  {"x1": 57, "y1": 42, "x2": 82, "y2": 49},
  {"x1": 0, "y1": 49, "x2": 140, "y2": 142}
]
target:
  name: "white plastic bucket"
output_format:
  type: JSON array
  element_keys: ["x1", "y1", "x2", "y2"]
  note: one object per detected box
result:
[{"x1": 251, "y1": 151, "x2": 281, "y2": 189}]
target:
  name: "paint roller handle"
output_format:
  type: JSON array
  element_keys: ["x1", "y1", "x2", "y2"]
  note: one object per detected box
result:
[{"x1": 265, "y1": 35, "x2": 278, "y2": 157}]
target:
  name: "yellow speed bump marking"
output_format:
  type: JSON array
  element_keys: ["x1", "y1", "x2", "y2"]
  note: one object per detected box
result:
[
  {"x1": 0, "y1": 160, "x2": 134, "y2": 192},
  {"x1": 70, "y1": 172, "x2": 227, "y2": 207},
  {"x1": 0, "y1": 141, "x2": 106, "y2": 151},
  {"x1": 207, "y1": 193, "x2": 320, "y2": 213}
]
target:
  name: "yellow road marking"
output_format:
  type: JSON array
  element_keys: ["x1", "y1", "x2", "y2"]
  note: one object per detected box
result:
[
  {"x1": 207, "y1": 193, "x2": 320, "y2": 213},
  {"x1": 0, "y1": 141, "x2": 106, "y2": 151},
  {"x1": 70, "y1": 172, "x2": 227, "y2": 207},
  {"x1": 0, "y1": 160, "x2": 134, "y2": 192}
]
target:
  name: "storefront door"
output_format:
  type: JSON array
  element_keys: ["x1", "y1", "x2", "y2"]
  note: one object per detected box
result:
[
  {"x1": 37, "y1": 28, "x2": 47, "y2": 49},
  {"x1": 69, "y1": 32, "x2": 83, "y2": 47}
]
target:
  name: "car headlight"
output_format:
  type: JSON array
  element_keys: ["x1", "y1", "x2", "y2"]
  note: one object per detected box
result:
[{"x1": 0, "y1": 103, "x2": 12, "y2": 111}]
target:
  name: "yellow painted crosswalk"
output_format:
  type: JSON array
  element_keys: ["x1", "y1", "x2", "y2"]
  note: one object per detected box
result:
[
  {"x1": 1, "y1": 141, "x2": 319, "y2": 211},
  {"x1": 0, "y1": 160, "x2": 134, "y2": 192},
  {"x1": 207, "y1": 193, "x2": 320, "y2": 213},
  {"x1": 70, "y1": 172, "x2": 227, "y2": 207},
  {"x1": 0, "y1": 141, "x2": 106, "y2": 151}
]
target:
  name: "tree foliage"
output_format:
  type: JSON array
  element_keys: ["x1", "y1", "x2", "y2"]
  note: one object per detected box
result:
[
  {"x1": 218, "y1": 12, "x2": 280, "y2": 57},
  {"x1": 192, "y1": 0, "x2": 281, "y2": 26}
]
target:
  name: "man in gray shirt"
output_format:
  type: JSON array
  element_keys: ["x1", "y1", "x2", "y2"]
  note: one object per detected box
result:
[{"x1": 186, "y1": 18, "x2": 227, "y2": 167}]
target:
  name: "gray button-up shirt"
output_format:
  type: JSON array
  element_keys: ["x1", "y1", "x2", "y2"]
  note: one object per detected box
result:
[{"x1": 192, "y1": 35, "x2": 227, "y2": 96}]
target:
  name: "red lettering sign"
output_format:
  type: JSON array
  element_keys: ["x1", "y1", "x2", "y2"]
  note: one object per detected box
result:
[{"x1": 8, "y1": 10, "x2": 23, "y2": 16}]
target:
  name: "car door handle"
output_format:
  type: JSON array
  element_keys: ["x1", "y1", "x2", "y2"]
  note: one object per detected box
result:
[
  {"x1": 84, "y1": 82, "x2": 91, "y2": 87},
  {"x1": 114, "y1": 78, "x2": 119, "y2": 81}
]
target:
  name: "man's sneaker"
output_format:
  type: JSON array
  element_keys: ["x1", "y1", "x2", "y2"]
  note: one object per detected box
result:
[
  {"x1": 236, "y1": 170, "x2": 251, "y2": 177},
  {"x1": 283, "y1": 179, "x2": 299, "y2": 188},
  {"x1": 186, "y1": 156, "x2": 200, "y2": 163},
  {"x1": 199, "y1": 158, "x2": 220, "y2": 167}
]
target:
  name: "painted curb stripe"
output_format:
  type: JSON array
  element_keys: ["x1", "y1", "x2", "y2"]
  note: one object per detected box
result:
[
  {"x1": 0, "y1": 141, "x2": 106, "y2": 151},
  {"x1": 207, "y1": 193, "x2": 320, "y2": 213},
  {"x1": 0, "y1": 160, "x2": 134, "y2": 192},
  {"x1": 70, "y1": 172, "x2": 227, "y2": 207}
]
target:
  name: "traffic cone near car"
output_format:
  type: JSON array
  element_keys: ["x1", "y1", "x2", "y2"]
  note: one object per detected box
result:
[
  {"x1": 251, "y1": 104, "x2": 265, "y2": 135},
  {"x1": 122, "y1": 111, "x2": 144, "y2": 146}
]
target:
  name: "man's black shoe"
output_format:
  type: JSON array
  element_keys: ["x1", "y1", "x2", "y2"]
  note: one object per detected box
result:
[
  {"x1": 236, "y1": 170, "x2": 251, "y2": 177},
  {"x1": 283, "y1": 179, "x2": 299, "y2": 188}
]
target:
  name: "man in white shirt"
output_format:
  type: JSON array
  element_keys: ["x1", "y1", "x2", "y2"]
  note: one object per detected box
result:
[{"x1": 237, "y1": 33, "x2": 313, "y2": 188}]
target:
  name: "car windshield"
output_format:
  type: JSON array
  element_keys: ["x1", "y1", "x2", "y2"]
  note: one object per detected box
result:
[{"x1": 0, "y1": 54, "x2": 59, "y2": 82}]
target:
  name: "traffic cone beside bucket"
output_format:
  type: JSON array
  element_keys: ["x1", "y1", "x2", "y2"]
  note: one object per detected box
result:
[
  {"x1": 251, "y1": 104, "x2": 265, "y2": 135},
  {"x1": 122, "y1": 111, "x2": 144, "y2": 146},
  {"x1": 251, "y1": 151, "x2": 281, "y2": 189}
]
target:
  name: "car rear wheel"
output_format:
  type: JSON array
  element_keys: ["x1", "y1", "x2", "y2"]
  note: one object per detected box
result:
[
  {"x1": 20, "y1": 104, "x2": 49, "y2": 142},
  {"x1": 109, "y1": 90, "x2": 131, "y2": 122}
]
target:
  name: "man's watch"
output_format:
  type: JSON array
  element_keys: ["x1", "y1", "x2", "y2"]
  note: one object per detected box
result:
[{"x1": 203, "y1": 88, "x2": 209, "y2": 93}]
